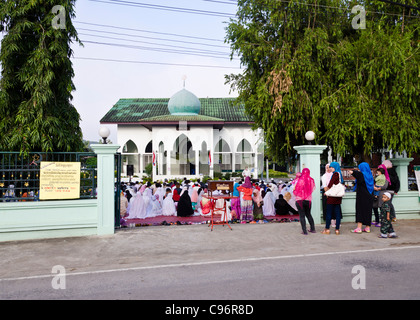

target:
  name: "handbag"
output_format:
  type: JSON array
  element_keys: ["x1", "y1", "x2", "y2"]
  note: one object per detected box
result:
[{"x1": 325, "y1": 183, "x2": 346, "y2": 197}]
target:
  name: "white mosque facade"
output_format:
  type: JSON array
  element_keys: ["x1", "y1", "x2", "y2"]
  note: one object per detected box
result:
[{"x1": 100, "y1": 88, "x2": 264, "y2": 181}]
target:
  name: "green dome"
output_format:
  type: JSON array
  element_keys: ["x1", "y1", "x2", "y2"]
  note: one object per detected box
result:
[{"x1": 168, "y1": 88, "x2": 201, "y2": 115}]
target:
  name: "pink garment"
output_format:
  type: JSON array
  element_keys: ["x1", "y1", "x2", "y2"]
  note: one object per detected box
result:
[
  {"x1": 324, "y1": 164, "x2": 333, "y2": 182},
  {"x1": 191, "y1": 188, "x2": 199, "y2": 202},
  {"x1": 293, "y1": 168, "x2": 315, "y2": 201},
  {"x1": 292, "y1": 172, "x2": 302, "y2": 185},
  {"x1": 252, "y1": 189, "x2": 263, "y2": 207},
  {"x1": 139, "y1": 184, "x2": 147, "y2": 194},
  {"x1": 378, "y1": 164, "x2": 391, "y2": 185},
  {"x1": 242, "y1": 176, "x2": 252, "y2": 188},
  {"x1": 382, "y1": 160, "x2": 393, "y2": 169}
]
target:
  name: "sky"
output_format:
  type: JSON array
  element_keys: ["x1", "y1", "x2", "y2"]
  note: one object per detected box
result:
[{"x1": 70, "y1": 0, "x2": 241, "y2": 144}]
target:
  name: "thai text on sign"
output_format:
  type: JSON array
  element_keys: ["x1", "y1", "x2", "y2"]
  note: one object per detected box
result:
[{"x1": 39, "y1": 162, "x2": 81, "y2": 200}]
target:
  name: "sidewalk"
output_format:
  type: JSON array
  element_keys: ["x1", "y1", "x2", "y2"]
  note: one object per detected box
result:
[{"x1": 1, "y1": 219, "x2": 420, "y2": 280}]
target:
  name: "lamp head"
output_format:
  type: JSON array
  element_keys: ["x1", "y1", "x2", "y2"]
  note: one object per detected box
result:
[{"x1": 99, "y1": 126, "x2": 110, "y2": 144}]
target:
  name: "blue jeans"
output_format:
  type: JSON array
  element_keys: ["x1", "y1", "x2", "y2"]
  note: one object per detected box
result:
[{"x1": 326, "y1": 204, "x2": 341, "y2": 230}]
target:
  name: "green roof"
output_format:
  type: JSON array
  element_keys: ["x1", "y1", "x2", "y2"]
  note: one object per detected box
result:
[{"x1": 100, "y1": 98, "x2": 253, "y2": 124}]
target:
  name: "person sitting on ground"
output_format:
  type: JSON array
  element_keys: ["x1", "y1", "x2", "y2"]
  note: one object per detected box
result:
[{"x1": 274, "y1": 194, "x2": 298, "y2": 215}]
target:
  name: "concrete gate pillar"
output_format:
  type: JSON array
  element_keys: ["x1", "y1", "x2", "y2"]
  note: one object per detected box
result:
[
  {"x1": 91, "y1": 144, "x2": 120, "y2": 235},
  {"x1": 293, "y1": 145, "x2": 328, "y2": 225},
  {"x1": 390, "y1": 157, "x2": 414, "y2": 193}
]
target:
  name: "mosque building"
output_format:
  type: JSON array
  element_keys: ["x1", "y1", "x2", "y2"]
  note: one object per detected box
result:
[{"x1": 100, "y1": 85, "x2": 264, "y2": 180}]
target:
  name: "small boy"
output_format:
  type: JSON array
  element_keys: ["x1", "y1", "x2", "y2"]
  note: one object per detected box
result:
[{"x1": 378, "y1": 192, "x2": 397, "y2": 238}]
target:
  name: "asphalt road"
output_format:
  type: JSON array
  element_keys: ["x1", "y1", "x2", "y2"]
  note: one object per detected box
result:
[
  {"x1": 1, "y1": 220, "x2": 420, "y2": 304},
  {"x1": 1, "y1": 240, "x2": 420, "y2": 301}
]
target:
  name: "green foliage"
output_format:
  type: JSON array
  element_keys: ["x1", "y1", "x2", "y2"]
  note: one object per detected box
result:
[
  {"x1": 225, "y1": 0, "x2": 420, "y2": 162},
  {"x1": 0, "y1": 0, "x2": 84, "y2": 153},
  {"x1": 145, "y1": 163, "x2": 153, "y2": 177}
]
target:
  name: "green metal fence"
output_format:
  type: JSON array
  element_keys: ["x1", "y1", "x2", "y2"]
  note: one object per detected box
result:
[{"x1": 0, "y1": 152, "x2": 97, "y2": 201}]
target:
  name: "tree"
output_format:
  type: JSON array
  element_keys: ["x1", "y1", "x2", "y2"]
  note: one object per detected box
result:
[
  {"x1": 0, "y1": 0, "x2": 84, "y2": 153},
  {"x1": 225, "y1": 0, "x2": 420, "y2": 163}
]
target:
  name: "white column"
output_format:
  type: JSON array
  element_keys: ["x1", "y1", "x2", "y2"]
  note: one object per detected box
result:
[
  {"x1": 139, "y1": 154, "x2": 144, "y2": 177},
  {"x1": 91, "y1": 144, "x2": 120, "y2": 235},
  {"x1": 166, "y1": 150, "x2": 171, "y2": 177},
  {"x1": 293, "y1": 144, "x2": 328, "y2": 225},
  {"x1": 210, "y1": 130, "x2": 215, "y2": 178},
  {"x1": 391, "y1": 158, "x2": 414, "y2": 193}
]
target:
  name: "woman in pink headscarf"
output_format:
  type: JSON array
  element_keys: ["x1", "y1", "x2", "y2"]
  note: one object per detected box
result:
[{"x1": 293, "y1": 168, "x2": 316, "y2": 235}]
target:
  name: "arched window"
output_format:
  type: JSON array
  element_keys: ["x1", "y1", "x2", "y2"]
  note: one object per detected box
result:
[
  {"x1": 199, "y1": 141, "x2": 209, "y2": 176},
  {"x1": 236, "y1": 139, "x2": 252, "y2": 152},
  {"x1": 214, "y1": 138, "x2": 232, "y2": 173},
  {"x1": 122, "y1": 140, "x2": 139, "y2": 175},
  {"x1": 214, "y1": 138, "x2": 231, "y2": 153},
  {"x1": 158, "y1": 141, "x2": 166, "y2": 175},
  {"x1": 123, "y1": 140, "x2": 138, "y2": 153},
  {"x1": 143, "y1": 140, "x2": 153, "y2": 170},
  {"x1": 171, "y1": 134, "x2": 195, "y2": 175},
  {"x1": 236, "y1": 139, "x2": 253, "y2": 171}
]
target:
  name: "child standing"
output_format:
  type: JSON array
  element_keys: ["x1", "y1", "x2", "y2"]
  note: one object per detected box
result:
[{"x1": 378, "y1": 192, "x2": 397, "y2": 238}]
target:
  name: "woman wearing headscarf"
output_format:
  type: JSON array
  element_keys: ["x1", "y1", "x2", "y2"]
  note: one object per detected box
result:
[
  {"x1": 237, "y1": 176, "x2": 254, "y2": 221},
  {"x1": 120, "y1": 191, "x2": 129, "y2": 219},
  {"x1": 252, "y1": 188, "x2": 264, "y2": 220},
  {"x1": 322, "y1": 162, "x2": 344, "y2": 235},
  {"x1": 195, "y1": 188, "x2": 203, "y2": 215},
  {"x1": 275, "y1": 194, "x2": 298, "y2": 215},
  {"x1": 262, "y1": 188, "x2": 276, "y2": 217},
  {"x1": 162, "y1": 189, "x2": 176, "y2": 216},
  {"x1": 190, "y1": 187, "x2": 199, "y2": 211},
  {"x1": 143, "y1": 188, "x2": 155, "y2": 218},
  {"x1": 382, "y1": 160, "x2": 400, "y2": 194},
  {"x1": 177, "y1": 187, "x2": 194, "y2": 217},
  {"x1": 321, "y1": 164, "x2": 333, "y2": 221},
  {"x1": 231, "y1": 180, "x2": 242, "y2": 220},
  {"x1": 381, "y1": 159, "x2": 400, "y2": 222},
  {"x1": 126, "y1": 189, "x2": 146, "y2": 219},
  {"x1": 349, "y1": 162, "x2": 374, "y2": 233},
  {"x1": 200, "y1": 194, "x2": 212, "y2": 216},
  {"x1": 293, "y1": 168, "x2": 316, "y2": 235}
]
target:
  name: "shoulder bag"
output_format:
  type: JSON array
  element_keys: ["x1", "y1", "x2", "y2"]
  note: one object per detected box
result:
[{"x1": 325, "y1": 183, "x2": 346, "y2": 198}]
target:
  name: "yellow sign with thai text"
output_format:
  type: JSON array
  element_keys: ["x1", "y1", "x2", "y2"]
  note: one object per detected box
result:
[{"x1": 39, "y1": 162, "x2": 81, "y2": 200}]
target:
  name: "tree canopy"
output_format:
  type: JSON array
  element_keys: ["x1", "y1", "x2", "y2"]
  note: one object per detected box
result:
[
  {"x1": 0, "y1": 0, "x2": 84, "y2": 153},
  {"x1": 225, "y1": 0, "x2": 420, "y2": 163}
]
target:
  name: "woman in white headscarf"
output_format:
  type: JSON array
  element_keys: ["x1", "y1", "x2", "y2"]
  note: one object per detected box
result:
[
  {"x1": 126, "y1": 189, "x2": 146, "y2": 219},
  {"x1": 143, "y1": 188, "x2": 154, "y2": 218},
  {"x1": 195, "y1": 188, "x2": 204, "y2": 215},
  {"x1": 262, "y1": 189, "x2": 276, "y2": 217},
  {"x1": 162, "y1": 189, "x2": 176, "y2": 216},
  {"x1": 149, "y1": 194, "x2": 162, "y2": 217},
  {"x1": 271, "y1": 183, "x2": 279, "y2": 201}
]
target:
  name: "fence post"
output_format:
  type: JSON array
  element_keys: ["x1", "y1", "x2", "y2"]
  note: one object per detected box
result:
[
  {"x1": 293, "y1": 145, "x2": 328, "y2": 225},
  {"x1": 390, "y1": 157, "x2": 414, "y2": 193},
  {"x1": 91, "y1": 144, "x2": 120, "y2": 235}
]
